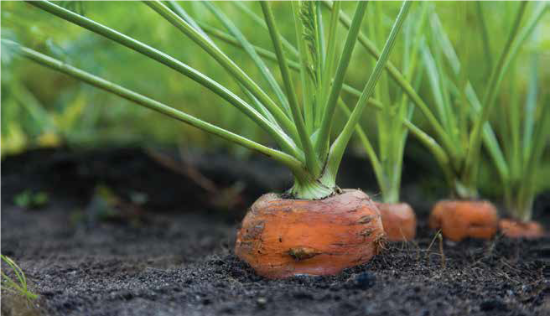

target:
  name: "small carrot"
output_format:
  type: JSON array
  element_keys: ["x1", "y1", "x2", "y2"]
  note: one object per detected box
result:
[
  {"x1": 376, "y1": 202, "x2": 416, "y2": 241},
  {"x1": 235, "y1": 190, "x2": 385, "y2": 279},
  {"x1": 499, "y1": 219, "x2": 544, "y2": 239},
  {"x1": 429, "y1": 200, "x2": 498, "y2": 242}
]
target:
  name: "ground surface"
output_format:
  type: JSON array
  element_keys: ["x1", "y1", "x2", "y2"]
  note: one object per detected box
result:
[{"x1": 2, "y1": 148, "x2": 550, "y2": 316}]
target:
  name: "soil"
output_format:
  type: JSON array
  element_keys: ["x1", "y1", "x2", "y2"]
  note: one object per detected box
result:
[{"x1": 2, "y1": 147, "x2": 550, "y2": 316}]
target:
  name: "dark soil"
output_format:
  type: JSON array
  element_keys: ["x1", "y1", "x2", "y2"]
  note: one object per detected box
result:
[{"x1": 2, "y1": 147, "x2": 550, "y2": 316}]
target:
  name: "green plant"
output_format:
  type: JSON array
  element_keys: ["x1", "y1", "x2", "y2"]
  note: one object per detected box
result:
[
  {"x1": 1, "y1": 1, "x2": 266, "y2": 155},
  {"x1": 7, "y1": 0, "x2": 411, "y2": 200},
  {"x1": 313, "y1": 1, "x2": 545, "y2": 202},
  {"x1": 347, "y1": 2, "x2": 546, "y2": 200},
  {"x1": 1, "y1": 255, "x2": 38, "y2": 300},
  {"x1": 496, "y1": 55, "x2": 550, "y2": 221},
  {"x1": 14, "y1": 190, "x2": 49, "y2": 209},
  {"x1": 163, "y1": 2, "x2": 427, "y2": 205},
  {"x1": 338, "y1": 2, "x2": 428, "y2": 204},
  {"x1": 1, "y1": 36, "x2": 110, "y2": 155}
]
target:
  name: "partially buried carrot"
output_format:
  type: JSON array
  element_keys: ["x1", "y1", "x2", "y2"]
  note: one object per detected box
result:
[
  {"x1": 429, "y1": 200, "x2": 498, "y2": 242},
  {"x1": 376, "y1": 202, "x2": 416, "y2": 241},
  {"x1": 235, "y1": 190, "x2": 385, "y2": 279},
  {"x1": 499, "y1": 219, "x2": 545, "y2": 239}
]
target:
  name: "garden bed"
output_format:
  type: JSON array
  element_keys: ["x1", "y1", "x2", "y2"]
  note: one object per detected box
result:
[{"x1": 2, "y1": 148, "x2": 549, "y2": 316}]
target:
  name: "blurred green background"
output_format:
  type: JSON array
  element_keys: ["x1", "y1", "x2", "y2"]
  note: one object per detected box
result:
[{"x1": 2, "y1": 1, "x2": 550, "y2": 198}]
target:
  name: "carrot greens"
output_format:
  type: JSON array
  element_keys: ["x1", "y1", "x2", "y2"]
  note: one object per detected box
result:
[
  {"x1": 497, "y1": 56, "x2": 550, "y2": 222},
  {"x1": 338, "y1": 2, "x2": 429, "y2": 204},
  {"x1": 13, "y1": 0, "x2": 411, "y2": 199},
  {"x1": 340, "y1": 2, "x2": 545, "y2": 200}
]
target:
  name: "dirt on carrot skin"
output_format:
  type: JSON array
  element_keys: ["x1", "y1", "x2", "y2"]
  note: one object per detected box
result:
[{"x1": 2, "y1": 148, "x2": 550, "y2": 316}]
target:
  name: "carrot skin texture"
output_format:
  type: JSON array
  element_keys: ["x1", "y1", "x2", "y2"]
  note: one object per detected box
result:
[
  {"x1": 429, "y1": 200, "x2": 498, "y2": 242},
  {"x1": 376, "y1": 202, "x2": 417, "y2": 242},
  {"x1": 235, "y1": 190, "x2": 385, "y2": 279},
  {"x1": 499, "y1": 219, "x2": 545, "y2": 239}
]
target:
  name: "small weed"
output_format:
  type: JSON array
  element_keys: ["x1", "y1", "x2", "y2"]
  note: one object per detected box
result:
[
  {"x1": 1, "y1": 255, "x2": 39, "y2": 301},
  {"x1": 14, "y1": 190, "x2": 49, "y2": 209}
]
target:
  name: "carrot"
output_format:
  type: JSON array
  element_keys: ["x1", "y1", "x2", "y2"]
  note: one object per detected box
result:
[
  {"x1": 235, "y1": 190, "x2": 385, "y2": 279},
  {"x1": 376, "y1": 202, "x2": 416, "y2": 241},
  {"x1": 428, "y1": 200, "x2": 498, "y2": 242},
  {"x1": 499, "y1": 219, "x2": 544, "y2": 239}
]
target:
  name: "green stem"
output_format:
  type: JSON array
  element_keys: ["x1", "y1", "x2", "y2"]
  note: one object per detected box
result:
[
  {"x1": 164, "y1": 2, "x2": 281, "y2": 128},
  {"x1": 337, "y1": 100, "x2": 386, "y2": 199},
  {"x1": 475, "y1": 1, "x2": 493, "y2": 72},
  {"x1": 463, "y1": 1, "x2": 528, "y2": 191},
  {"x1": 316, "y1": 0, "x2": 369, "y2": 160},
  {"x1": 322, "y1": 0, "x2": 456, "y2": 161},
  {"x1": 202, "y1": 1, "x2": 291, "y2": 114},
  {"x1": 165, "y1": 1, "x2": 212, "y2": 41},
  {"x1": 291, "y1": 1, "x2": 315, "y2": 133},
  {"x1": 341, "y1": 82, "x2": 454, "y2": 186},
  {"x1": 144, "y1": 0, "x2": 302, "y2": 146},
  {"x1": 289, "y1": 177, "x2": 335, "y2": 200},
  {"x1": 324, "y1": 0, "x2": 412, "y2": 186},
  {"x1": 261, "y1": 1, "x2": 321, "y2": 176},
  {"x1": 403, "y1": 120, "x2": 454, "y2": 189},
  {"x1": 512, "y1": 93, "x2": 550, "y2": 221},
  {"x1": 506, "y1": 186, "x2": 534, "y2": 222},
  {"x1": 196, "y1": 22, "x2": 302, "y2": 71},
  {"x1": 234, "y1": 1, "x2": 300, "y2": 57},
  {"x1": 26, "y1": 0, "x2": 302, "y2": 159},
  {"x1": 198, "y1": 22, "x2": 388, "y2": 110},
  {"x1": 430, "y1": 11, "x2": 511, "y2": 189},
  {"x1": 8, "y1": 41, "x2": 307, "y2": 178},
  {"x1": 318, "y1": 0, "x2": 341, "y2": 127}
]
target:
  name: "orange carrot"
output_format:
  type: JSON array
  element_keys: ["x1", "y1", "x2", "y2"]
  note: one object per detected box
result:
[
  {"x1": 428, "y1": 200, "x2": 498, "y2": 242},
  {"x1": 499, "y1": 219, "x2": 545, "y2": 239},
  {"x1": 376, "y1": 202, "x2": 416, "y2": 241},
  {"x1": 235, "y1": 190, "x2": 385, "y2": 279}
]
